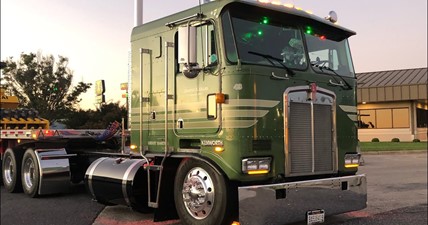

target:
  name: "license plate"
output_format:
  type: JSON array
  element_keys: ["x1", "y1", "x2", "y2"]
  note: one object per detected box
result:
[{"x1": 306, "y1": 209, "x2": 325, "y2": 225}]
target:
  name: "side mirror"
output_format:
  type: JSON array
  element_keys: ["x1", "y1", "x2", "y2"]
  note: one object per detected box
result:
[{"x1": 178, "y1": 26, "x2": 200, "y2": 78}]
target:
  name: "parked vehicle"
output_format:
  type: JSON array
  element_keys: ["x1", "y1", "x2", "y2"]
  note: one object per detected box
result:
[{"x1": 85, "y1": 1, "x2": 366, "y2": 225}]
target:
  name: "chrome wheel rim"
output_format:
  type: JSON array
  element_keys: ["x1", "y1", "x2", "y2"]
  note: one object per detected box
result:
[
  {"x1": 182, "y1": 167, "x2": 215, "y2": 220},
  {"x1": 3, "y1": 156, "x2": 14, "y2": 184},
  {"x1": 23, "y1": 157, "x2": 36, "y2": 189}
]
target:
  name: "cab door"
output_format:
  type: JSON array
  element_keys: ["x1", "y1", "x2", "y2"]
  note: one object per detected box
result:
[{"x1": 174, "y1": 23, "x2": 221, "y2": 136}]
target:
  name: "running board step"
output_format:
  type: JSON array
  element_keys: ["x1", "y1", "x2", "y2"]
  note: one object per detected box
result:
[{"x1": 147, "y1": 164, "x2": 164, "y2": 208}]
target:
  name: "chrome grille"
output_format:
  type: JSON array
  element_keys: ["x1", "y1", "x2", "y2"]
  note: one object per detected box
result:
[
  {"x1": 285, "y1": 86, "x2": 336, "y2": 176},
  {"x1": 289, "y1": 102, "x2": 312, "y2": 174},
  {"x1": 314, "y1": 104, "x2": 333, "y2": 172}
]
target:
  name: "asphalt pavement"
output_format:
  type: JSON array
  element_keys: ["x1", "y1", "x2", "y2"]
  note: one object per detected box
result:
[
  {"x1": 0, "y1": 184, "x2": 104, "y2": 225},
  {"x1": 1, "y1": 152, "x2": 427, "y2": 225}
]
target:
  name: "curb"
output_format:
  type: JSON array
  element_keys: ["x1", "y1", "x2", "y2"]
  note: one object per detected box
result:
[{"x1": 361, "y1": 150, "x2": 427, "y2": 155}]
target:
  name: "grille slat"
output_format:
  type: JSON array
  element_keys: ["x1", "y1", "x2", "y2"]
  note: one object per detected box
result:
[
  {"x1": 289, "y1": 103, "x2": 312, "y2": 174},
  {"x1": 288, "y1": 101, "x2": 334, "y2": 175}
]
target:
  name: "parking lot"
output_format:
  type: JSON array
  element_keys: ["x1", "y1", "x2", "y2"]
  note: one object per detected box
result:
[{"x1": 1, "y1": 152, "x2": 427, "y2": 225}]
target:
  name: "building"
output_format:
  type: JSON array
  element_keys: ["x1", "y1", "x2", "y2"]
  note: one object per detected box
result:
[{"x1": 357, "y1": 67, "x2": 427, "y2": 142}]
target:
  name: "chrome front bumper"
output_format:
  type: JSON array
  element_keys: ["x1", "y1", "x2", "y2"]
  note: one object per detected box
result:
[{"x1": 238, "y1": 174, "x2": 367, "y2": 225}]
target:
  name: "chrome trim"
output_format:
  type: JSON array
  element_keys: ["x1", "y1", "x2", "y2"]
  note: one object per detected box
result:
[
  {"x1": 311, "y1": 100, "x2": 315, "y2": 173},
  {"x1": 3, "y1": 153, "x2": 14, "y2": 185},
  {"x1": 283, "y1": 85, "x2": 337, "y2": 176},
  {"x1": 238, "y1": 174, "x2": 367, "y2": 225},
  {"x1": 122, "y1": 159, "x2": 144, "y2": 206},
  {"x1": 86, "y1": 157, "x2": 108, "y2": 198},
  {"x1": 34, "y1": 148, "x2": 71, "y2": 195}
]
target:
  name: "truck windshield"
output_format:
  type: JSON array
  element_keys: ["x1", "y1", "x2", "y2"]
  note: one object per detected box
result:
[
  {"x1": 306, "y1": 33, "x2": 355, "y2": 78},
  {"x1": 222, "y1": 11, "x2": 307, "y2": 70},
  {"x1": 222, "y1": 7, "x2": 355, "y2": 78}
]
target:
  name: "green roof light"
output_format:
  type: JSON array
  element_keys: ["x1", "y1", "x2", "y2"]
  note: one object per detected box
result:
[
  {"x1": 261, "y1": 17, "x2": 269, "y2": 24},
  {"x1": 305, "y1": 26, "x2": 313, "y2": 34}
]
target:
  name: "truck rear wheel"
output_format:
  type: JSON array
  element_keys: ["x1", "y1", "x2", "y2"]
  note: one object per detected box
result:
[
  {"x1": 2, "y1": 148, "x2": 23, "y2": 193},
  {"x1": 21, "y1": 149, "x2": 40, "y2": 197},
  {"x1": 174, "y1": 159, "x2": 234, "y2": 225}
]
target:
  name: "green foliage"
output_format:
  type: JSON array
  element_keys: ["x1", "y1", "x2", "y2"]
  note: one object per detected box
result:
[
  {"x1": 360, "y1": 141, "x2": 427, "y2": 151},
  {"x1": 412, "y1": 139, "x2": 421, "y2": 142},
  {"x1": 1, "y1": 52, "x2": 91, "y2": 123},
  {"x1": 63, "y1": 102, "x2": 127, "y2": 129},
  {"x1": 371, "y1": 138, "x2": 380, "y2": 142},
  {"x1": 391, "y1": 138, "x2": 400, "y2": 142}
]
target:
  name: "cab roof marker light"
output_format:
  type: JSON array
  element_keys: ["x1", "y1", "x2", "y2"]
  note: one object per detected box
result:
[
  {"x1": 283, "y1": 3, "x2": 293, "y2": 8},
  {"x1": 305, "y1": 10, "x2": 313, "y2": 14},
  {"x1": 258, "y1": 0, "x2": 270, "y2": 3},
  {"x1": 271, "y1": 1, "x2": 282, "y2": 5}
]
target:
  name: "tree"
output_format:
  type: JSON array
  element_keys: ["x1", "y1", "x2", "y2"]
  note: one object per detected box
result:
[
  {"x1": 63, "y1": 102, "x2": 127, "y2": 129},
  {"x1": 1, "y1": 52, "x2": 91, "y2": 122}
]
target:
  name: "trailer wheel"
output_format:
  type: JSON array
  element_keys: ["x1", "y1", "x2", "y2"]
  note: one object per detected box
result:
[
  {"x1": 21, "y1": 149, "x2": 40, "y2": 197},
  {"x1": 174, "y1": 159, "x2": 234, "y2": 225},
  {"x1": 2, "y1": 148, "x2": 23, "y2": 193}
]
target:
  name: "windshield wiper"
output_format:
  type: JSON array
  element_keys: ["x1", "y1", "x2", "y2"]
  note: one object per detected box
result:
[
  {"x1": 248, "y1": 51, "x2": 295, "y2": 77},
  {"x1": 311, "y1": 63, "x2": 352, "y2": 90}
]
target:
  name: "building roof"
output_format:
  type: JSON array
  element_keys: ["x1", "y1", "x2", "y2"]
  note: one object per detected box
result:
[
  {"x1": 357, "y1": 67, "x2": 427, "y2": 88},
  {"x1": 356, "y1": 68, "x2": 427, "y2": 103}
]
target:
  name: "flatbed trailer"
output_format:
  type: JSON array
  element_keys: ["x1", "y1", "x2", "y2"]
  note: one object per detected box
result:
[{"x1": 0, "y1": 124, "x2": 126, "y2": 197}]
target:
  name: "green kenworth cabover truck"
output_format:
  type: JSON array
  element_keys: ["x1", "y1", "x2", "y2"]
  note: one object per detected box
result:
[{"x1": 85, "y1": 1, "x2": 367, "y2": 224}]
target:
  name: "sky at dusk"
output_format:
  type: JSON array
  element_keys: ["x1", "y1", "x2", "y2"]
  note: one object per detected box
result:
[{"x1": 1, "y1": 0, "x2": 427, "y2": 109}]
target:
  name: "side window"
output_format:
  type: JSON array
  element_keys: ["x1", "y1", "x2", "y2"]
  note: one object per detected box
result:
[
  {"x1": 196, "y1": 23, "x2": 217, "y2": 68},
  {"x1": 175, "y1": 23, "x2": 216, "y2": 73},
  {"x1": 308, "y1": 49, "x2": 338, "y2": 69}
]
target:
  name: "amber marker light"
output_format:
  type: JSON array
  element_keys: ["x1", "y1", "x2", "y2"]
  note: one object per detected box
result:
[
  {"x1": 130, "y1": 144, "x2": 138, "y2": 152},
  {"x1": 344, "y1": 164, "x2": 359, "y2": 168},
  {"x1": 231, "y1": 221, "x2": 240, "y2": 225},
  {"x1": 247, "y1": 170, "x2": 269, "y2": 175},
  {"x1": 215, "y1": 93, "x2": 225, "y2": 104},
  {"x1": 214, "y1": 146, "x2": 224, "y2": 152}
]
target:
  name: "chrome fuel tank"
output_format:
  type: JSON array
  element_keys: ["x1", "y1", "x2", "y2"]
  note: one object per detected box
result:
[{"x1": 85, "y1": 157, "x2": 149, "y2": 212}]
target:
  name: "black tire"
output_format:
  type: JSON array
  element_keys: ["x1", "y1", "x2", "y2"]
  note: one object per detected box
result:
[
  {"x1": 21, "y1": 149, "x2": 40, "y2": 197},
  {"x1": 2, "y1": 148, "x2": 23, "y2": 193},
  {"x1": 174, "y1": 159, "x2": 235, "y2": 225}
]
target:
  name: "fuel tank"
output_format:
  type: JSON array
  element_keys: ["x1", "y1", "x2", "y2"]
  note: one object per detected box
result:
[{"x1": 85, "y1": 157, "x2": 150, "y2": 212}]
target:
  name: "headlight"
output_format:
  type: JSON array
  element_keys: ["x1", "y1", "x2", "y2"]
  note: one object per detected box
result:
[
  {"x1": 344, "y1": 153, "x2": 360, "y2": 168},
  {"x1": 242, "y1": 157, "x2": 271, "y2": 175}
]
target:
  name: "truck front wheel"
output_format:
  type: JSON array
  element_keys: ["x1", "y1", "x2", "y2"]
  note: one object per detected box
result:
[
  {"x1": 174, "y1": 159, "x2": 235, "y2": 225},
  {"x1": 21, "y1": 149, "x2": 40, "y2": 197},
  {"x1": 2, "y1": 148, "x2": 23, "y2": 193}
]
